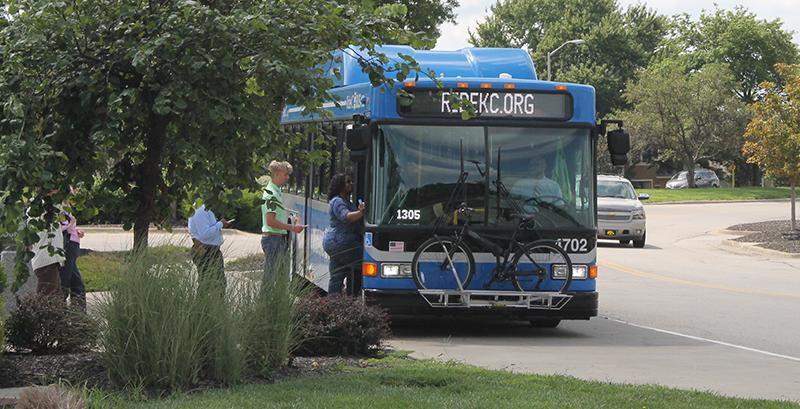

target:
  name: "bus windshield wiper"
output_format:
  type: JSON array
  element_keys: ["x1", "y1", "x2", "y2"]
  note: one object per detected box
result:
[{"x1": 383, "y1": 188, "x2": 409, "y2": 223}]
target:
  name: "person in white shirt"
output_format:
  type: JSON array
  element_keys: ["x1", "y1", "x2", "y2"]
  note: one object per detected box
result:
[
  {"x1": 188, "y1": 204, "x2": 231, "y2": 298},
  {"x1": 510, "y1": 159, "x2": 563, "y2": 206},
  {"x1": 31, "y1": 225, "x2": 66, "y2": 298}
]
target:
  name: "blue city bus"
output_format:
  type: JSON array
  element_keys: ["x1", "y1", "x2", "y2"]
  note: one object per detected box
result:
[{"x1": 280, "y1": 45, "x2": 629, "y2": 325}]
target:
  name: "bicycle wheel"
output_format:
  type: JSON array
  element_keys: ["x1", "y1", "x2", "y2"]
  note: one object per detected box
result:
[
  {"x1": 511, "y1": 240, "x2": 573, "y2": 293},
  {"x1": 412, "y1": 236, "x2": 475, "y2": 290}
]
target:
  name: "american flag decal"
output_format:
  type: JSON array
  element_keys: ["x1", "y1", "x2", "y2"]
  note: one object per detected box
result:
[{"x1": 388, "y1": 241, "x2": 405, "y2": 252}]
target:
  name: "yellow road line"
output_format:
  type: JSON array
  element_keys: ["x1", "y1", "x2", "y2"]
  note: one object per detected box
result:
[{"x1": 600, "y1": 260, "x2": 800, "y2": 300}]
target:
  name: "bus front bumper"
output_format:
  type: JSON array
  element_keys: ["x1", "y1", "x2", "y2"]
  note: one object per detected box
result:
[{"x1": 363, "y1": 289, "x2": 598, "y2": 320}]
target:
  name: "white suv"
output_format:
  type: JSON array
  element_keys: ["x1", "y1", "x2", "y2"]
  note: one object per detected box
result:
[{"x1": 596, "y1": 175, "x2": 648, "y2": 248}]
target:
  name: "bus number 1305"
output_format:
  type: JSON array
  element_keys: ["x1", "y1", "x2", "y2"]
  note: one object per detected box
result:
[{"x1": 396, "y1": 209, "x2": 421, "y2": 221}]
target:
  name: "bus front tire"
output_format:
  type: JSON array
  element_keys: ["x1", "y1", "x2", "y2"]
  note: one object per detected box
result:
[{"x1": 530, "y1": 319, "x2": 561, "y2": 328}]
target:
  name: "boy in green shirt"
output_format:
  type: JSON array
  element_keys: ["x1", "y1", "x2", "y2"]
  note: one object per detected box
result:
[{"x1": 261, "y1": 160, "x2": 305, "y2": 274}]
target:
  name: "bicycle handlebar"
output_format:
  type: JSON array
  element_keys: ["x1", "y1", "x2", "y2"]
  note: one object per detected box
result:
[{"x1": 457, "y1": 203, "x2": 475, "y2": 214}]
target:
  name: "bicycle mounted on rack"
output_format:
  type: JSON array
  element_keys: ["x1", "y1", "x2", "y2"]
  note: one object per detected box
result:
[{"x1": 410, "y1": 150, "x2": 575, "y2": 310}]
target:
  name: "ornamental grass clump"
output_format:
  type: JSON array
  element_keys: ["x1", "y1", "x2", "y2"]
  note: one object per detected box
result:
[
  {"x1": 97, "y1": 246, "x2": 304, "y2": 392},
  {"x1": 236, "y1": 256, "x2": 307, "y2": 377},
  {"x1": 97, "y1": 248, "x2": 241, "y2": 391},
  {"x1": 16, "y1": 385, "x2": 85, "y2": 409}
]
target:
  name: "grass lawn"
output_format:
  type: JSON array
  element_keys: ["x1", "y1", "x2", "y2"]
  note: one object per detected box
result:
[
  {"x1": 225, "y1": 253, "x2": 263, "y2": 271},
  {"x1": 639, "y1": 187, "x2": 791, "y2": 204},
  {"x1": 77, "y1": 245, "x2": 189, "y2": 292},
  {"x1": 117, "y1": 355, "x2": 797, "y2": 409}
]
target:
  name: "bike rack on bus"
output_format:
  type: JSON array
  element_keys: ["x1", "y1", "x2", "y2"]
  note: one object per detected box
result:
[{"x1": 416, "y1": 289, "x2": 573, "y2": 310}]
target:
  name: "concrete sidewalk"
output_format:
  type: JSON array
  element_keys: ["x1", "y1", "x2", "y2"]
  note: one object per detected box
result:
[
  {"x1": 0, "y1": 387, "x2": 30, "y2": 406},
  {"x1": 79, "y1": 226, "x2": 263, "y2": 261}
]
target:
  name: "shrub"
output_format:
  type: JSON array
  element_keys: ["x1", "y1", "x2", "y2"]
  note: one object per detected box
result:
[
  {"x1": 5, "y1": 295, "x2": 98, "y2": 354},
  {"x1": 229, "y1": 190, "x2": 265, "y2": 234},
  {"x1": 296, "y1": 295, "x2": 391, "y2": 356},
  {"x1": 16, "y1": 385, "x2": 85, "y2": 409}
]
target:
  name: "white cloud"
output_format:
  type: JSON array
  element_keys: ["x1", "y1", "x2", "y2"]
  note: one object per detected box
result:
[{"x1": 434, "y1": 0, "x2": 800, "y2": 50}]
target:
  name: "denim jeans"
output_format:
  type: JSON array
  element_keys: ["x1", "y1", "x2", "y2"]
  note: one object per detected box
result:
[
  {"x1": 261, "y1": 235, "x2": 287, "y2": 280},
  {"x1": 327, "y1": 244, "x2": 362, "y2": 295},
  {"x1": 59, "y1": 240, "x2": 86, "y2": 310}
]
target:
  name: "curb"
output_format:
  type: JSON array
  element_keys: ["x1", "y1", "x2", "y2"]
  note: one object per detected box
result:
[
  {"x1": 645, "y1": 198, "x2": 791, "y2": 206},
  {"x1": 719, "y1": 238, "x2": 800, "y2": 259}
]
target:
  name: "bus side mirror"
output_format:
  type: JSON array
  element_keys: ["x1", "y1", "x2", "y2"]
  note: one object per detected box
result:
[
  {"x1": 346, "y1": 126, "x2": 370, "y2": 151},
  {"x1": 607, "y1": 128, "x2": 630, "y2": 167}
]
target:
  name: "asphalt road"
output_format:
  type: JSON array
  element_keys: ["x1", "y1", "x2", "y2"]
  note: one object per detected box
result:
[{"x1": 391, "y1": 201, "x2": 800, "y2": 402}]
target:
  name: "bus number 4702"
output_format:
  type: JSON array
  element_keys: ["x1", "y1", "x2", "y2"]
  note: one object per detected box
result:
[{"x1": 556, "y1": 238, "x2": 589, "y2": 253}]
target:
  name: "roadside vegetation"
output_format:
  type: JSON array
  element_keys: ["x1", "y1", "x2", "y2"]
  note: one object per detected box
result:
[
  {"x1": 99, "y1": 354, "x2": 798, "y2": 409},
  {"x1": 638, "y1": 187, "x2": 790, "y2": 203}
]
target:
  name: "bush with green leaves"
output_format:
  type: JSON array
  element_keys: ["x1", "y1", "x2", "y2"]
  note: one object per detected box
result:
[
  {"x1": 5, "y1": 295, "x2": 98, "y2": 354},
  {"x1": 98, "y1": 248, "x2": 303, "y2": 391},
  {"x1": 296, "y1": 295, "x2": 391, "y2": 356},
  {"x1": 218, "y1": 190, "x2": 264, "y2": 234}
]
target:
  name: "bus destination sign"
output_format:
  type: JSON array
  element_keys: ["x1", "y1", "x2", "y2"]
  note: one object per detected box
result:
[{"x1": 398, "y1": 89, "x2": 572, "y2": 120}]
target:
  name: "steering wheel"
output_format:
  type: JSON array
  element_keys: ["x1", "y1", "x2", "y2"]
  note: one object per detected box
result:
[{"x1": 523, "y1": 196, "x2": 568, "y2": 208}]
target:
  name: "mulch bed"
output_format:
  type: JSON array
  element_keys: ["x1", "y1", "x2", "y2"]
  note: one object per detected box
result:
[
  {"x1": 0, "y1": 352, "x2": 381, "y2": 391},
  {"x1": 728, "y1": 220, "x2": 800, "y2": 254},
  {"x1": 0, "y1": 352, "x2": 108, "y2": 389}
]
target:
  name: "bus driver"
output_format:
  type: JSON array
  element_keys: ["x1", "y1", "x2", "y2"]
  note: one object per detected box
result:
[{"x1": 510, "y1": 159, "x2": 563, "y2": 206}]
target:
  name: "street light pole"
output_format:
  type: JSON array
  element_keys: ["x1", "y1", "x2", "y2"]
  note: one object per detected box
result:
[{"x1": 547, "y1": 39, "x2": 586, "y2": 81}]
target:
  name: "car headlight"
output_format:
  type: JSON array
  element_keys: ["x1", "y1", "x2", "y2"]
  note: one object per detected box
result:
[
  {"x1": 381, "y1": 263, "x2": 412, "y2": 278},
  {"x1": 552, "y1": 264, "x2": 587, "y2": 280},
  {"x1": 632, "y1": 208, "x2": 646, "y2": 220}
]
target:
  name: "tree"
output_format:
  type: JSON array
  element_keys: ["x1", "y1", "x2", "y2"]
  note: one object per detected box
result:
[
  {"x1": 623, "y1": 62, "x2": 750, "y2": 187},
  {"x1": 668, "y1": 7, "x2": 799, "y2": 104},
  {"x1": 663, "y1": 7, "x2": 799, "y2": 186},
  {"x1": 0, "y1": 0, "x2": 423, "y2": 290},
  {"x1": 373, "y1": 0, "x2": 458, "y2": 49},
  {"x1": 743, "y1": 64, "x2": 800, "y2": 232},
  {"x1": 468, "y1": 0, "x2": 667, "y2": 117}
]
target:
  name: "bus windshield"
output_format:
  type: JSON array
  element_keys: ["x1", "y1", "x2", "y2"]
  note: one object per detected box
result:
[{"x1": 371, "y1": 124, "x2": 594, "y2": 230}]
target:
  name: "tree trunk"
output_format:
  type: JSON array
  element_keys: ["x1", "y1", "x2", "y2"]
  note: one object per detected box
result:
[
  {"x1": 132, "y1": 110, "x2": 170, "y2": 252},
  {"x1": 687, "y1": 163, "x2": 696, "y2": 188},
  {"x1": 752, "y1": 165, "x2": 762, "y2": 187}
]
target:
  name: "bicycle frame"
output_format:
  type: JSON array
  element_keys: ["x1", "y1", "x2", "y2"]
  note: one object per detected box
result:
[{"x1": 426, "y1": 145, "x2": 557, "y2": 289}]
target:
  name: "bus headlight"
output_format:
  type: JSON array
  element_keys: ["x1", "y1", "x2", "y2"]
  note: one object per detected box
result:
[
  {"x1": 382, "y1": 263, "x2": 412, "y2": 278},
  {"x1": 552, "y1": 264, "x2": 588, "y2": 280}
]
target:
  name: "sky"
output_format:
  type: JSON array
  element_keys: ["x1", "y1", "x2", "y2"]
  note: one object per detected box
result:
[{"x1": 433, "y1": 0, "x2": 800, "y2": 50}]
